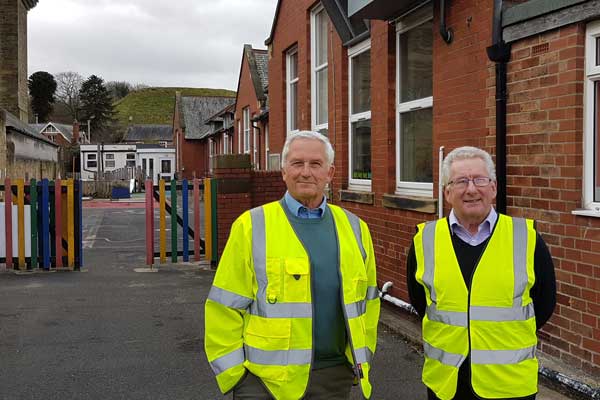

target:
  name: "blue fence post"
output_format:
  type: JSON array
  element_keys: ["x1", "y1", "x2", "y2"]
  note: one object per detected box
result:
[
  {"x1": 41, "y1": 179, "x2": 50, "y2": 269},
  {"x1": 76, "y1": 179, "x2": 83, "y2": 269}
]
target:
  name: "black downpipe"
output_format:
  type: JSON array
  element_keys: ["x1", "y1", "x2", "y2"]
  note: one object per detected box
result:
[
  {"x1": 439, "y1": 0, "x2": 453, "y2": 44},
  {"x1": 486, "y1": 0, "x2": 510, "y2": 214}
]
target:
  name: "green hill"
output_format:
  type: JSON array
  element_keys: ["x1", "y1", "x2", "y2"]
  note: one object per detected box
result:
[{"x1": 114, "y1": 87, "x2": 236, "y2": 126}]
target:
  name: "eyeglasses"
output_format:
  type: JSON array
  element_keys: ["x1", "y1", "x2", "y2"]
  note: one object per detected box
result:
[{"x1": 447, "y1": 177, "x2": 493, "y2": 189}]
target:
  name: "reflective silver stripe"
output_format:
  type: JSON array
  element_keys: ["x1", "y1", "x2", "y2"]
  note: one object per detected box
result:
[
  {"x1": 366, "y1": 285, "x2": 379, "y2": 300},
  {"x1": 245, "y1": 344, "x2": 311, "y2": 366},
  {"x1": 422, "y1": 220, "x2": 437, "y2": 303},
  {"x1": 249, "y1": 302, "x2": 312, "y2": 318},
  {"x1": 342, "y1": 208, "x2": 366, "y2": 262},
  {"x1": 426, "y1": 303, "x2": 468, "y2": 327},
  {"x1": 512, "y1": 217, "x2": 528, "y2": 308},
  {"x1": 423, "y1": 341, "x2": 466, "y2": 368},
  {"x1": 470, "y1": 303, "x2": 535, "y2": 321},
  {"x1": 345, "y1": 300, "x2": 366, "y2": 319},
  {"x1": 250, "y1": 207, "x2": 269, "y2": 317},
  {"x1": 354, "y1": 346, "x2": 373, "y2": 364},
  {"x1": 208, "y1": 286, "x2": 253, "y2": 310},
  {"x1": 471, "y1": 345, "x2": 536, "y2": 365},
  {"x1": 210, "y1": 347, "x2": 245, "y2": 375}
]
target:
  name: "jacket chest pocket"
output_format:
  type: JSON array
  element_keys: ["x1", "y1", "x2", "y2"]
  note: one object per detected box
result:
[{"x1": 266, "y1": 257, "x2": 310, "y2": 303}]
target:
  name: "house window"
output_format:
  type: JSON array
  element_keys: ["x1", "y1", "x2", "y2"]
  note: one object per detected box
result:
[
  {"x1": 223, "y1": 132, "x2": 229, "y2": 155},
  {"x1": 237, "y1": 119, "x2": 242, "y2": 153},
  {"x1": 161, "y1": 159, "x2": 171, "y2": 174},
  {"x1": 209, "y1": 138, "x2": 216, "y2": 173},
  {"x1": 311, "y1": 4, "x2": 328, "y2": 135},
  {"x1": 105, "y1": 160, "x2": 115, "y2": 168},
  {"x1": 396, "y1": 5, "x2": 433, "y2": 197},
  {"x1": 269, "y1": 154, "x2": 281, "y2": 171},
  {"x1": 582, "y1": 20, "x2": 600, "y2": 215},
  {"x1": 126, "y1": 153, "x2": 136, "y2": 168},
  {"x1": 243, "y1": 107, "x2": 250, "y2": 154},
  {"x1": 287, "y1": 46, "x2": 299, "y2": 134},
  {"x1": 87, "y1": 160, "x2": 97, "y2": 168},
  {"x1": 348, "y1": 39, "x2": 371, "y2": 190},
  {"x1": 105, "y1": 153, "x2": 115, "y2": 160},
  {"x1": 265, "y1": 125, "x2": 270, "y2": 170},
  {"x1": 87, "y1": 153, "x2": 96, "y2": 160},
  {"x1": 253, "y1": 122, "x2": 259, "y2": 169}
]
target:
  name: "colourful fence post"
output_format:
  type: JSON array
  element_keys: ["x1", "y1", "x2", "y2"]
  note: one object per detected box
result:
[
  {"x1": 76, "y1": 179, "x2": 83, "y2": 269},
  {"x1": 159, "y1": 179, "x2": 166, "y2": 263},
  {"x1": 41, "y1": 179, "x2": 50, "y2": 269},
  {"x1": 67, "y1": 179, "x2": 74, "y2": 269},
  {"x1": 182, "y1": 179, "x2": 189, "y2": 262},
  {"x1": 49, "y1": 181, "x2": 55, "y2": 266},
  {"x1": 145, "y1": 179, "x2": 154, "y2": 266},
  {"x1": 16, "y1": 179, "x2": 25, "y2": 270},
  {"x1": 193, "y1": 179, "x2": 200, "y2": 262},
  {"x1": 4, "y1": 178, "x2": 13, "y2": 269},
  {"x1": 170, "y1": 179, "x2": 178, "y2": 263},
  {"x1": 204, "y1": 178, "x2": 212, "y2": 263},
  {"x1": 54, "y1": 179, "x2": 63, "y2": 268},
  {"x1": 30, "y1": 179, "x2": 38, "y2": 269}
]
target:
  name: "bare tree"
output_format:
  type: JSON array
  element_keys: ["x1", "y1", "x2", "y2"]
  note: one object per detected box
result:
[{"x1": 55, "y1": 71, "x2": 84, "y2": 121}]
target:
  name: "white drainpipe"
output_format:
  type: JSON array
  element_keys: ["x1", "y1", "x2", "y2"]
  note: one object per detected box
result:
[{"x1": 380, "y1": 281, "x2": 417, "y2": 315}]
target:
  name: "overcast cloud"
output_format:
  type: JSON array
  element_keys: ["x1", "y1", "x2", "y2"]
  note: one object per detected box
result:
[{"x1": 28, "y1": 0, "x2": 277, "y2": 91}]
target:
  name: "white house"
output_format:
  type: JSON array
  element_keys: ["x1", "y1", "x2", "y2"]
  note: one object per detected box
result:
[
  {"x1": 80, "y1": 144, "x2": 137, "y2": 180},
  {"x1": 136, "y1": 144, "x2": 175, "y2": 184}
]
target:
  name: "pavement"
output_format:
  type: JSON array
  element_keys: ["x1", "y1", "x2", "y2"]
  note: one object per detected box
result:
[{"x1": 0, "y1": 202, "x2": 592, "y2": 399}]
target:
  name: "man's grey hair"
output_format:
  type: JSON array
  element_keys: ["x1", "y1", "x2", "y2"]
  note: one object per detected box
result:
[
  {"x1": 281, "y1": 131, "x2": 335, "y2": 167},
  {"x1": 441, "y1": 146, "x2": 496, "y2": 186}
]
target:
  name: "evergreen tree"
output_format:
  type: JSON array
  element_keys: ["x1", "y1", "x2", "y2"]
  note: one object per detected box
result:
[
  {"x1": 79, "y1": 75, "x2": 115, "y2": 133},
  {"x1": 28, "y1": 71, "x2": 57, "y2": 122}
]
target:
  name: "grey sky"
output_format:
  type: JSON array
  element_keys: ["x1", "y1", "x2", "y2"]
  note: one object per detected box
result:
[{"x1": 28, "y1": 0, "x2": 277, "y2": 91}]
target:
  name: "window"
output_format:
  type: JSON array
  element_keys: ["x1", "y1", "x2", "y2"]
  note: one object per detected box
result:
[
  {"x1": 238, "y1": 119, "x2": 242, "y2": 153},
  {"x1": 253, "y1": 123, "x2": 259, "y2": 169},
  {"x1": 161, "y1": 159, "x2": 171, "y2": 174},
  {"x1": 126, "y1": 153, "x2": 136, "y2": 168},
  {"x1": 105, "y1": 153, "x2": 114, "y2": 160},
  {"x1": 269, "y1": 154, "x2": 281, "y2": 171},
  {"x1": 209, "y1": 138, "x2": 216, "y2": 173},
  {"x1": 223, "y1": 132, "x2": 229, "y2": 155},
  {"x1": 311, "y1": 4, "x2": 329, "y2": 135},
  {"x1": 87, "y1": 153, "x2": 96, "y2": 160},
  {"x1": 348, "y1": 40, "x2": 372, "y2": 190},
  {"x1": 142, "y1": 158, "x2": 147, "y2": 177},
  {"x1": 265, "y1": 125, "x2": 270, "y2": 170},
  {"x1": 396, "y1": 5, "x2": 433, "y2": 196},
  {"x1": 582, "y1": 20, "x2": 600, "y2": 215},
  {"x1": 87, "y1": 160, "x2": 97, "y2": 168},
  {"x1": 105, "y1": 160, "x2": 115, "y2": 168},
  {"x1": 243, "y1": 107, "x2": 250, "y2": 154},
  {"x1": 287, "y1": 46, "x2": 299, "y2": 134}
]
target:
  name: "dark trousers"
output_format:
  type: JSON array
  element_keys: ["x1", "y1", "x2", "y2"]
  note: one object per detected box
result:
[{"x1": 233, "y1": 364, "x2": 354, "y2": 400}]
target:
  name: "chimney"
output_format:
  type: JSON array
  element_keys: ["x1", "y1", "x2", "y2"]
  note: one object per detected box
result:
[{"x1": 72, "y1": 121, "x2": 80, "y2": 144}]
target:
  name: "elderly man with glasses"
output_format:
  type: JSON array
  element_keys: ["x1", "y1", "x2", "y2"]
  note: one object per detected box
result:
[{"x1": 406, "y1": 146, "x2": 556, "y2": 400}]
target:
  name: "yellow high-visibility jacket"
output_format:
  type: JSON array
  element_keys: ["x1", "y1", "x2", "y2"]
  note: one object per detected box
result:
[
  {"x1": 205, "y1": 200, "x2": 380, "y2": 399},
  {"x1": 414, "y1": 215, "x2": 538, "y2": 400}
]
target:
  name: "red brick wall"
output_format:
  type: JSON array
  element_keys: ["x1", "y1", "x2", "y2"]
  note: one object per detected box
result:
[
  {"x1": 251, "y1": 170, "x2": 286, "y2": 207},
  {"x1": 181, "y1": 139, "x2": 207, "y2": 179},
  {"x1": 502, "y1": 23, "x2": 600, "y2": 376}
]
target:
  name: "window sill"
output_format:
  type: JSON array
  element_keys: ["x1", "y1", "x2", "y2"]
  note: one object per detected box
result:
[
  {"x1": 382, "y1": 193, "x2": 437, "y2": 214},
  {"x1": 572, "y1": 209, "x2": 600, "y2": 218},
  {"x1": 339, "y1": 189, "x2": 374, "y2": 205}
]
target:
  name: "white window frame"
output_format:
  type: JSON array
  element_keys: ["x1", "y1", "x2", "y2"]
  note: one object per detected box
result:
[
  {"x1": 265, "y1": 124, "x2": 270, "y2": 170},
  {"x1": 243, "y1": 107, "x2": 250, "y2": 154},
  {"x1": 253, "y1": 123, "x2": 259, "y2": 169},
  {"x1": 209, "y1": 138, "x2": 215, "y2": 173},
  {"x1": 578, "y1": 20, "x2": 600, "y2": 216},
  {"x1": 311, "y1": 4, "x2": 329, "y2": 134},
  {"x1": 348, "y1": 39, "x2": 372, "y2": 191},
  {"x1": 237, "y1": 119, "x2": 242, "y2": 154},
  {"x1": 223, "y1": 132, "x2": 228, "y2": 155},
  {"x1": 395, "y1": 6, "x2": 434, "y2": 197},
  {"x1": 286, "y1": 46, "x2": 299, "y2": 135}
]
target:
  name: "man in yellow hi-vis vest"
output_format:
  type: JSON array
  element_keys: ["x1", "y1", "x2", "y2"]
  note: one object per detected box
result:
[
  {"x1": 205, "y1": 131, "x2": 380, "y2": 399},
  {"x1": 407, "y1": 146, "x2": 556, "y2": 400}
]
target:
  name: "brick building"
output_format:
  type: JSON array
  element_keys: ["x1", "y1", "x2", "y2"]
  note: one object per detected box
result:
[
  {"x1": 258, "y1": 0, "x2": 600, "y2": 383},
  {"x1": 233, "y1": 44, "x2": 270, "y2": 170}
]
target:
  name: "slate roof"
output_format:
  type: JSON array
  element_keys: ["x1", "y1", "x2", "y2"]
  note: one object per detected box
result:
[
  {"x1": 179, "y1": 96, "x2": 235, "y2": 140},
  {"x1": 123, "y1": 125, "x2": 172, "y2": 142},
  {"x1": 245, "y1": 45, "x2": 269, "y2": 103},
  {"x1": 4, "y1": 111, "x2": 57, "y2": 146},
  {"x1": 31, "y1": 122, "x2": 74, "y2": 142}
]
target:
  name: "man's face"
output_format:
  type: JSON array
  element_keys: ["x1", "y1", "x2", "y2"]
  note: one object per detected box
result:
[
  {"x1": 282, "y1": 138, "x2": 334, "y2": 208},
  {"x1": 444, "y1": 157, "x2": 497, "y2": 226}
]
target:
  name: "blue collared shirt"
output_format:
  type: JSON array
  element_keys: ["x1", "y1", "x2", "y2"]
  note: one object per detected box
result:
[
  {"x1": 284, "y1": 191, "x2": 327, "y2": 219},
  {"x1": 449, "y1": 208, "x2": 498, "y2": 246}
]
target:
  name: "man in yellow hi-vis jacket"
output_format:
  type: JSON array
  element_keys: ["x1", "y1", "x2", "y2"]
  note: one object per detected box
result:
[
  {"x1": 205, "y1": 131, "x2": 380, "y2": 400},
  {"x1": 407, "y1": 146, "x2": 556, "y2": 400}
]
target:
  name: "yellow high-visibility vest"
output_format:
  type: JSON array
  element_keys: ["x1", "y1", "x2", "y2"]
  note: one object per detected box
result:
[
  {"x1": 414, "y1": 214, "x2": 538, "y2": 400},
  {"x1": 205, "y1": 200, "x2": 380, "y2": 399}
]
